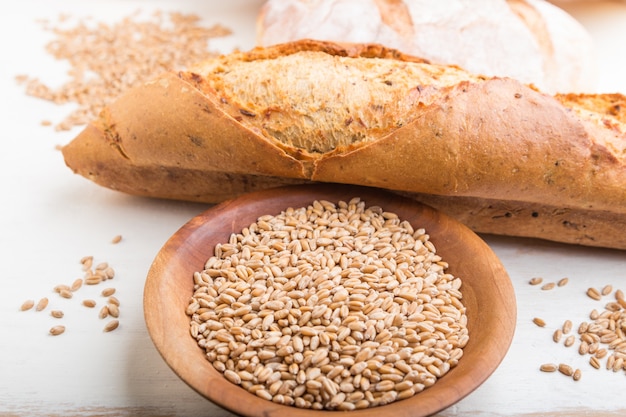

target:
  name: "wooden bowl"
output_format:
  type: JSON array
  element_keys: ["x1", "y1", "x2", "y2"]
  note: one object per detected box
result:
[{"x1": 144, "y1": 184, "x2": 516, "y2": 416}]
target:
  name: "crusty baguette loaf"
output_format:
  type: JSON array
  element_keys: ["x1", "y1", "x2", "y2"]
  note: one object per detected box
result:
[
  {"x1": 256, "y1": 0, "x2": 596, "y2": 93},
  {"x1": 61, "y1": 40, "x2": 626, "y2": 249}
]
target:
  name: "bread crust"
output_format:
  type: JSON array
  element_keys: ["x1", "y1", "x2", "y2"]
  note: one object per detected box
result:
[
  {"x1": 62, "y1": 40, "x2": 626, "y2": 249},
  {"x1": 313, "y1": 77, "x2": 626, "y2": 213},
  {"x1": 257, "y1": 0, "x2": 596, "y2": 93}
]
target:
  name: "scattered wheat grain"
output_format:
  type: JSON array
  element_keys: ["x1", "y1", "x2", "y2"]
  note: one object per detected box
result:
[
  {"x1": 558, "y1": 363, "x2": 574, "y2": 377},
  {"x1": 51, "y1": 310, "x2": 64, "y2": 318},
  {"x1": 54, "y1": 284, "x2": 71, "y2": 293},
  {"x1": 562, "y1": 319, "x2": 572, "y2": 334},
  {"x1": 16, "y1": 11, "x2": 230, "y2": 131},
  {"x1": 589, "y1": 356, "x2": 601, "y2": 369},
  {"x1": 107, "y1": 303, "x2": 120, "y2": 318},
  {"x1": 49, "y1": 325, "x2": 65, "y2": 336},
  {"x1": 70, "y1": 278, "x2": 83, "y2": 292},
  {"x1": 59, "y1": 289, "x2": 73, "y2": 299},
  {"x1": 85, "y1": 276, "x2": 102, "y2": 285},
  {"x1": 586, "y1": 287, "x2": 601, "y2": 301},
  {"x1": 101, "y1": 288, "x2": 116, "y2": 297},
  {"x1": 99, "y1": 305, "x2": 109, "y2": 319},
  {"x1": 540, "y1": 363, "x2": 557, "y2": 372},
  {"x1": 104, "y1": 320, "x2": 119, "y2": 332}
]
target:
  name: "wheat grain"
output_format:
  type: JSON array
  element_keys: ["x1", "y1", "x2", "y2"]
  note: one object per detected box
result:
[
  {"x1": 187, "y1": 198, "x2": 468, "y2": 410},
  {"x1": 50, "y1": 310, "x2": 64, "y2": 319},
  {"x1": 540, "y1": 363, "x2": 557, "y2": 372},
  {"x1": 49, "y1": 325, "x2": 65, "y2": 336},
  {"x1": 104, "y1": 320, "x2": 119, "y2": 332},
  {"x1": 16, "y1": 11, "x2": 230, "y2": 131},
  {"x1": 35, "y1": 298, "x2": 49, "y2": 312},
  {"x1": 20, "y1": 300, "x2": 35, "y2": 311}
]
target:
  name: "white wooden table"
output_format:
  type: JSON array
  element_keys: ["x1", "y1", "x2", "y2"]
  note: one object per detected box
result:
[{"x1": 1, "y1": 1, "x2": 625, "y2": 416}]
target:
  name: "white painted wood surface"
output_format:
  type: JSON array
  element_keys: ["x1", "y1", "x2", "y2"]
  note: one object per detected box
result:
[{"x1": 1, "y1": 1, "x2": 625, "y2": 416}]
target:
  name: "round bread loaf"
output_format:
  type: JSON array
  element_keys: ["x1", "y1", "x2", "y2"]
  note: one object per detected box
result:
[{"x1": 256, "y1": 0, "x2": 596, "y2": 93}]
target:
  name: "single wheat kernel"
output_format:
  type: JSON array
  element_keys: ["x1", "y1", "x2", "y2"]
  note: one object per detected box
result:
[
  {"x1": 564, "y1": 335, "x2": 576, "y2": 347},
  {"x1": 558, "y1": 363, "x2": 574, "y2": 377},
  {"x1": 50, "y1": 310, "x2": 64, "y2": 318},
  {"x1": 540, "y1": 363, "x2": 557, "y2": 372},
  {"x1": 589, "y1": 356, "x2": 601, "y2": 369},
  {"x1": 107, "y1": 303, "x2": 120, "y2": 318},
  {"x1": 541, "y1": 282, "x2": 556, "y2": 291},
  {"x1": 99, "y1": 305, "x2": 109, "y2": 319},
  {"x1": 95, "y1": 262, "x2": 109, "y2": 271},
  {"x1": 573, "y1": 368, "x2": 582, "y2": 381},
  {"x1": 529, "y1": 277, "x2": 543, "y2": 285},
  {"x1": 35, "y1": 298, "x2": 49, "y2": 312},
  {"x1": 111, "y1": 235, "x2": 122, "y2": 244},
  {"x1": 85, "y1": 276, "x2": 102, "y2": 285},
  {"x1": 557, "y1": 277, "x2": 569, "y2": 287},
  {"x1": 586, "y1": 287, "x2": 601, "y2": 301},
  {"x1": 601, "y1": 285, "x2": 613, "y2": 296},
  {"x1": 20, "y1": 299, "x2": 35, "y2": 311},
  {"x1": 579, "y1": 341, "x2": 589, "y2": 355},
  {"x1": 104, "y1": 320, "x2": 119, "y2": 332},
  {"x1": 532, "y1": 317, "x2": 546, "y2": 327},
  {"x1": 54, "y1": 284, "x2": 71, "y2": 293},
  {"x1": 595, "y1": 348, "x2": 608, "y2": 359},
  {"x1": 553, "y1": 329, "x2": 563, "y2": 343},
  {"x1": 562, "y1": 320, "x2": 572, "y2": 334},
  {"x1": 606, "y1": 355, "x2": 616, "y2": 370},
  {"x1": 71, "y1": 278, "x2": 83, "y2": 292},
  {"x1": 49, "y1": 325, "x2": 65, "y2": 336},
  {"x1": 82, "y1": 299, "x2": 96, "y2": 308},
  {"x1": 104, "y1": 267, "x2": 115, "y2": 280},
  {"x1": 605, "y1": 302, "x2": 621, "y2": 312},
  {"x1": 101, "y1": 288, "x2": 116, "y2": 297},
  {"x1": 59, "y1": 289, "x2": 73, "y2": 299}
]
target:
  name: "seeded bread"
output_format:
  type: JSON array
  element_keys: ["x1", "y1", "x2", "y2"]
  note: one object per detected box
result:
[{"x1": 62, "y1": 40, "x2": 626, "y2": 249}]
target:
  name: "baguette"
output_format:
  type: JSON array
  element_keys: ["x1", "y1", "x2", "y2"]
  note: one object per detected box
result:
[
  {"x1": 256, "y1": 0, "x2": 596, "y2": 93},
  {"x1": 61, "y1": 40, "x2": 626, "y2": 249}
]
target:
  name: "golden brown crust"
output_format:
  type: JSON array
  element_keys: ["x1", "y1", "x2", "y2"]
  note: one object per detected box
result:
[
  {"x1": 313, "y1": 77, "x2": 626, "y2": 213},
  {"x1": 401, "y1": 192, "x2": 626, "y2": 250},
  {"x1": 65, "y1": 71, "x2": 309, "y2": 179},
  {"x1": 62, "y1": 40, "x2": 626, "y2": 249}
]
